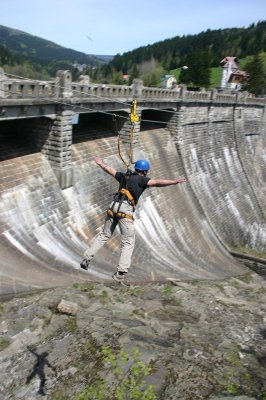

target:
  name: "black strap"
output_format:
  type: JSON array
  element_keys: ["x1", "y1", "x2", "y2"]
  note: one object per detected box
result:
[{"x1": 116, "y1": 170, "x2": 135, "y2": 213}]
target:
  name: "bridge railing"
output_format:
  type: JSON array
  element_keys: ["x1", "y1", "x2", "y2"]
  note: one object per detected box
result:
[
  {"x1": 0, "y1": 79, "x2": 58, "y2": 99},
  {"x1": 245, "y1": 96, "x2": 265, "y2": 105},
  {"x1": 184, "y1": 90, "x2": 211, "y2": 101},
  {"x1": 0, "y1": 69, "x2": 265, "y2": 106},
  {"x1": 141, "y1": 87, "x2": 178, "y2": 99},
  {"x1": 216, "y1": 93, "x2": 236, "y2": 103},
  {"x1": 71, "y1": 83, "x2": 133, "y2": 99}
]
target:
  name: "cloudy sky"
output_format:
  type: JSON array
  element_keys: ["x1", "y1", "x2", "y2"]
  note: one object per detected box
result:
[{"x1": 1, "y1": 0, "x2": 265, "y2": 55}]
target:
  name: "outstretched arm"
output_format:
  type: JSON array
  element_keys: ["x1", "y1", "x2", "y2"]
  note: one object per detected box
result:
[
  {"x1": 94, "y1": 157, "x2": 117, "y2": 177},
  {"x1": 147, "y1": 177, "x2": 187, "y2": 187}
]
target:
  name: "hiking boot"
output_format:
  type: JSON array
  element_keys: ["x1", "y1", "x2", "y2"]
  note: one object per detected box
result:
[
  {"x1": 112, "y1": 271, "x2": 130, "y2": 287},
  {"x1": 80, "y1": 258, "x2": 90, "y2": 270}
]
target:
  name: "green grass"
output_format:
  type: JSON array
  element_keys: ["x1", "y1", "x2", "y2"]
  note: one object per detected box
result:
[
  {"x1": 162, "y1": 284, "x2": 174, "y2": 296},
  {"x1": 210, "y1": 67, "x2": 222, "y2": 87},
  {"x1": 239, "y1": 56, "x2": 253, "y2": 68},
  {"x1": 170, "y1": 66, "x2": 221, "y2": 88},
  {"x1": 72, "y1": 283, "x2": 81, "y2": 289},
  {"x1": 75, "y1": 346, "x2": 157, "y2": 400},
  {"x1": 0, "y1": 337, "x2": 10, "y2": 351},
  {"x1": 169, "y1": 68, "x2": 181, "y2": 81},
  {"x1": 66, "y1": 316, "x2": 77, "y2": 333}
]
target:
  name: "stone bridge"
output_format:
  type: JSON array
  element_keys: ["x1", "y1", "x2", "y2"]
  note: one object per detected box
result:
[{"x1": 0, "y1": 70, "x2": 265, "y2": 295}]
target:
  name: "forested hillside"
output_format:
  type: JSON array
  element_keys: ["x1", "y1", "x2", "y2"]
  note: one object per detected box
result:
[
  {"x1": 87, "y1": 21, "x2": 266, "y2": 93},
  {"x1": 110, "y1": 21, "x2": 266, "y2": 73},
  {"x1": 0, "y1": 25, "x2": 110, "y2": 79},
  {"x1": 0, "y1": 25, "x2": 105, "y2": 65}
]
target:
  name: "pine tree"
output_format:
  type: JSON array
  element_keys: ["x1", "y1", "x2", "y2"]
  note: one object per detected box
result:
[
  {"x1": 245, "y1": 52, "x2": 266, "y2": 95},
  {"x1": 179, "y1": 48, "x2": 211, "y2": 88},
  {"x1": 129, "y1": 64, "x2": 139, "y2": 84},
  {"x1": 197, "y1": 49, "x2": 211, "y2": 88},
  {"x1": 0, "y1": 42, "x2": 14, "y2": 65}
]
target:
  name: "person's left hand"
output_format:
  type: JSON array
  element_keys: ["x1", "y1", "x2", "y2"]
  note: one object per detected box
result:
[{"x1": 176, "y1": 177, "x2": 188, "y2": 183}]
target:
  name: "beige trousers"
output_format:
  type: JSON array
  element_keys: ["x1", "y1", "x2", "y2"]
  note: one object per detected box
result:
[{"x1": 84, "y1": 200, "x2": 135, "y2": 273}]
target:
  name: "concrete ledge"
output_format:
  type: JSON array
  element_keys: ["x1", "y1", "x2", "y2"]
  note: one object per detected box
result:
[
  {"x1": 53, "y1": 165, "x2": 73, "y2": 189},
  {"x1": 230, "y1": 251, "x2": 266, "y2": 265}
]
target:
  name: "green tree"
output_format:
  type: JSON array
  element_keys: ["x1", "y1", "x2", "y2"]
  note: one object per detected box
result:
[
  {"x1": 197, "y1": 49, "x2": 211, "y2": 88},
  {"x1": 245, "y1": 52, "x2": 266, "y2": 95},
  {"x1": 141, "y1": 65, "x2": 165, "y2": 87},
  {"x1": 47, "y1": 60, "x2": 80, "y2": 80},
  {"x1": 129, "y1": 64, "x2": 140, "y2": 84},
  {"x1": 112, "y1": 70, "x2": 124, "y2": 84},
  {"x1": 0, "y1": 42, "x2": 14, "y2": 65},
  {"x1": 179, "y1": 48, "x2": 211, "y2": 88}
]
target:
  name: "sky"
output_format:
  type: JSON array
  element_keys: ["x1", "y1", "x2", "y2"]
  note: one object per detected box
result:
[{"x1": 1, "y1": 0, "x2": 265, "y2": 56}]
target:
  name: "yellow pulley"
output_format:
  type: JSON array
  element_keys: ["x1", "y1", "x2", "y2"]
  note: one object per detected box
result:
[{"x1": 130, "y1": 99, "x2": 140, "y2": 124}]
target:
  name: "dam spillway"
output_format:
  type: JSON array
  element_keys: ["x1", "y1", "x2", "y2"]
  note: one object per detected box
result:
[{"x1": 0, "y1": 98, "x2": 265, "y2": 296}]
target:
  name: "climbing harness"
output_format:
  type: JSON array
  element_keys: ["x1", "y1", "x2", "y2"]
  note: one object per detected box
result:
[
  {"x1": 108, "y1": 171, "x2": 136, "y2": 220},
  {"x1": 107, "y1": 208, "x2": 134, "y2": 221},
  {"x1": 118, "y1": 188, "x2": 136, "y2": 206}
]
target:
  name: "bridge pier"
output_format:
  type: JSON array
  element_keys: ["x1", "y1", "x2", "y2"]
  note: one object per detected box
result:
[
  {"x1": 40, "y1": 70, "x2": 74, "y2": 189},
  {"x1": 27, "y1": 109, "x2": 74, "y2": 189},
  {"x1": 45, "y1": 109, "x2": 73, "y2": 189}
]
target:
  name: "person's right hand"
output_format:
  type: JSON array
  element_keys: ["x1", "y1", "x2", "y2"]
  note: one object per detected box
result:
[{"x1": 94, "y1": 156, "x2": 102, "y2": 166}]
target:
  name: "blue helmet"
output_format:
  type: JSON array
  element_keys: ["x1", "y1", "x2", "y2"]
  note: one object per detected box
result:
[{"x1": 134, "y1": 159, "x2": 150, "y2": 171}]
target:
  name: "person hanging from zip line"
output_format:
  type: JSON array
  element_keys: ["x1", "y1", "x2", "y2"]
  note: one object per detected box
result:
[{"x1": 80, "y1": 156, "x2": 188, "y2": 287}]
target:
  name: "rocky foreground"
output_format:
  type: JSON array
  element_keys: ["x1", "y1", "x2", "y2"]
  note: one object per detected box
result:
[{"x1": 0, "y1": 271, "x2": 265, "y2": 400}]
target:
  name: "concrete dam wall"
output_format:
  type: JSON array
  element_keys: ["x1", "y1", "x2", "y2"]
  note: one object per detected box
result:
[{"x1": 0, "y1": 102, "x2": 265, "y2": 295}]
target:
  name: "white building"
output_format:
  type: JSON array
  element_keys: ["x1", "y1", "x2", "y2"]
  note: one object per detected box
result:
[
  {"x1": 220, "y1": 57, "x2": 239, "y2": 88},
  {"x1": 161, "y1": 75, "x2": 177, "y2": 89},
  {"x1": 220, "y1": 56, "x2": 248, "y2": 90}
]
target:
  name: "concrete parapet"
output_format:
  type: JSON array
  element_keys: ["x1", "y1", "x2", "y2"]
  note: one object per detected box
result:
[
  {"x1": 0, "y1": 80, "x2": 58, "y2": 99},
  {"x1": 55, "y1": 70, "x2": 73, "y2": 98},
  {"x1": 0, "y1": 69, "x2": 265, "y2": 107},
  {"x1": 132, "y1": 79, "x2": 144, "y2": 98}
]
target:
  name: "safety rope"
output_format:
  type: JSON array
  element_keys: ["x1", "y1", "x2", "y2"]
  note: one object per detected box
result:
[{"x1": 116, "y1": 99, "x2": 139, "y2": 169}]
